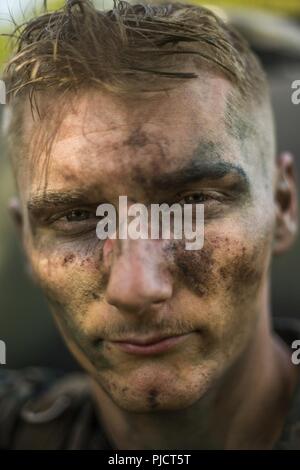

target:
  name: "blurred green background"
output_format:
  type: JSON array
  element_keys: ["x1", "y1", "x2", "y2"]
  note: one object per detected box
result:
[{"x1": 0, "y1": 0, "x2": 299, "y2": 370}]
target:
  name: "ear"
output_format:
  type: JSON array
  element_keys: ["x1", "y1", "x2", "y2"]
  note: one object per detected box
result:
[
  {"x1": 8, "y1": 196, "x2": 23, "y2": 238},
  {"x1": 273, "y1": 152, "x2": 298, "y2": 255},
  {"x1": 8, "y1": 196, "x2": 36, "y2": 282}
]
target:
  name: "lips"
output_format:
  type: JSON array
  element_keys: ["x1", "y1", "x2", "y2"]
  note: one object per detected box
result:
[{"x1": 110, "y1": 333, "x2": 192, "y2": 356}]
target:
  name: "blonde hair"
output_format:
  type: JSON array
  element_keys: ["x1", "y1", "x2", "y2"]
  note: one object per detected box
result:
[{"x1": 2, "y1": 0, "x2": 271, "y2": 172}]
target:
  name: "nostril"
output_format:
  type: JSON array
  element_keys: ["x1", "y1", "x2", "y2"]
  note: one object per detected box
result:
[{"x1": 105, "y1": 292, "x2": 169, "y2": 315}]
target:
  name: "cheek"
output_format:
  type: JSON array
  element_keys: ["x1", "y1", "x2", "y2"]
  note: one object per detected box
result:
[
  {"x1": 27, "y1": 237, "x2": 108, "y2": 313},
  {"x1": 169, "y1": 231, "x2": 272, "y2": 300},
  {"x1": 218, "y1": 238, "x2": 270, "y2": 298},
  {"x1": 168, "y1": 231, "x2": 272, "y2": 362}
]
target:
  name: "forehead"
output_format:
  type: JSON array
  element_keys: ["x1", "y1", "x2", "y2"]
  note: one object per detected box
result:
[{"x1": 22, "y1": 75, "x2": 249, "y2": 199}]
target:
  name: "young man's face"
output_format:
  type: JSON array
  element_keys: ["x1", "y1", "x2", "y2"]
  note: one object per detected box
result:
[{"x1": 17, "y1": 74, "x2": 277, "y2": 412}]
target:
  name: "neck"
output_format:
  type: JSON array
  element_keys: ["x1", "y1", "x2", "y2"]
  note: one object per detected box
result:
[{"x1": 91, "y1": 309, "x2": 298, "y2": 450}]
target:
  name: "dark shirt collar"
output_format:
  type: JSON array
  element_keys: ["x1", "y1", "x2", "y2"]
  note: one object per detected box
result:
[{"x1": 273, "y1": 317, "x2": 300, "y2": 449}]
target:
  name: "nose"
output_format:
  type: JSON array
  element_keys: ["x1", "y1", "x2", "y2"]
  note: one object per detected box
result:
[{"x1": 105, "y1": 239, "x2": 173, "y2": 314}]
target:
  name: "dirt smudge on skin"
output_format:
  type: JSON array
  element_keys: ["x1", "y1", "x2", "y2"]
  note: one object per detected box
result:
[
  {"x1": 147, "y1": 388, "x2": 159, "y2": 409},
  {"x1": 123, "y1": 128, "x2": 150, "y2": 148},
  {"x1": 219, "y1": 241, "x2": 266, "y2": 297},
  {"x1": 163, "y1": 239, "x2": 216, "y2": 297},
  {"x1": 63, "y1": 253, "x2": 75, "y2": 265},
  {"x1": 163, "y1": 234, "x2": 266, "y2": 299}
]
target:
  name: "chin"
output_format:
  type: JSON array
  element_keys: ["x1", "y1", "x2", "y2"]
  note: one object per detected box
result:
[{"x1": 94, "y1": 361, "x2": 218, "y2": 413}]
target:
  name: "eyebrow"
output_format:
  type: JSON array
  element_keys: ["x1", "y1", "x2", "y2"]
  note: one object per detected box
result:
[
  {"x1": 27, "y1": 139, "x2": 250, "y2": 213},
  {"x1": 27, "y1": 190, "x2": 95, "y2": 214},
  {"x1": 154, "y1": 159, "x2": 250, "y2": 192}
]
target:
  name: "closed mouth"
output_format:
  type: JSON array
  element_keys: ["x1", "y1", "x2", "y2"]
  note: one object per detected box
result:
[{"x1": 109, "y1": 332, "x2": 193, "y2": 356}]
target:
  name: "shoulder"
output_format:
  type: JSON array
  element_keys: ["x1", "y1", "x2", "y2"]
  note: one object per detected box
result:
[
  {"x1": 274, "y1": 374, "x2": 300, "y2": 449},
  {"x1": 0, "y1": 368, "x2": 92, "y2": 449},
  {"x1": 274, "y1": 317, "x2": 300, "y2": 449}
]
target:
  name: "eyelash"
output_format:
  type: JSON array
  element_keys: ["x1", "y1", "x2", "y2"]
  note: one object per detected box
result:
[
  {"x1": 64, "y1": 209, "x2": 95, "y2": 222},
  {"x1": 177, "y1": 191, "x2": 225, "y2": 205},
  {"x1": 48, "y1": 209, "x2": 98, "y2": 235},
  {"x1": 49, "y1": 192, "x2": 225, "y2": 234}
]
